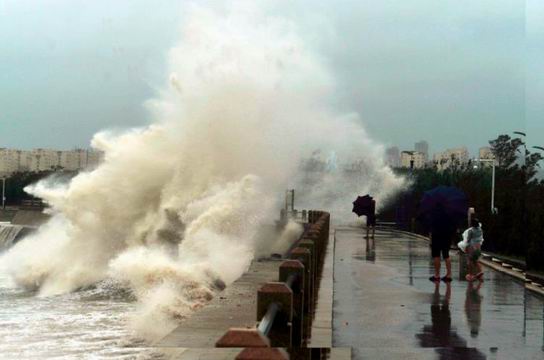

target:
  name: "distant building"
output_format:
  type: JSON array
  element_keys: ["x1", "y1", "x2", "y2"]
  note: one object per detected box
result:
[
  {"x1": 0, "y1": 149, "x2": 23, "y2": 176},
  {"x1": 401, "y1": 151, "x2": 426, "y2": 169},
  {"x1": 28, "y1": 148, "x2": 61, "y2": 172},
  {"x1": 414, "y1": 141, "x2": 429, "y2": 161},
  {"x1": 60, "y1": 150, "x2": 81, "y2": 171},
  {"x1": 385, "y1": 146, "x2": 400, "y2": 167},
  {"x1": 59, "y1": 148, "x2": 103, "y2": 171},
  {"x1": 479, "y1": 147, "x2": 494, "y2": 160},
  {"x1": 0, "y1": 148, "x2": 104, "y2": 177},
  {"x1": 476, "y1": 146, "x2": 495, "y2": 168},
  {"x1": 433, "y1": 147, "x2": 469, "y2": 170}
]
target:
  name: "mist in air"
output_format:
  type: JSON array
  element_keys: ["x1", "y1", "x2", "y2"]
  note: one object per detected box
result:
[{"x1": 0, "y1": 1, "x2": 405, "y2": 339}]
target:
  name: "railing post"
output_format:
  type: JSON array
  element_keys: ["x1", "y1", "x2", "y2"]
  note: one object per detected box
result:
[
  {"x1": 236, "y1": 348, "x2": 290, "y2": 360},
  {"x1": 304, "y1": 230, "x2": 320, "y2": 265},
  {"x1": 279, "y1": 260, "x2": 305, "y2": 347},
  {"x1": 216, "y1": 328, "x2": 270, "y2": 348},
  {"x1": 305, "y1": 217, "x2": 328, "y2": 267},
  {"x1": 308, "y1": 210, "x2": 315, "y2": 223},
  {"x1": 257, "y1": 282, "x2": 293, "y2": 347},
  {"x1": 298, "y1": 239, "x2": 317, "y2": 306},
  {"x1": 289, "y1": 247, "x2": 312, "y2": 339}
]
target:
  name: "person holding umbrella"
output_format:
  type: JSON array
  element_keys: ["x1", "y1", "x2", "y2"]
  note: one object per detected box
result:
[
  {"x1": 352, "y1": 194, "x2": 376, "y2": 239},
  {"x1": 428, "y1": 204, "x2": 457, "y2": 282},
  {"x1": 420, "y1": 186, "x2": 468, "y2": 283}
]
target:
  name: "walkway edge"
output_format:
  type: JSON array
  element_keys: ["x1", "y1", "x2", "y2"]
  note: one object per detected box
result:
[{"x1": 308, "y1": 231, "x2": 334, "y2": 348}]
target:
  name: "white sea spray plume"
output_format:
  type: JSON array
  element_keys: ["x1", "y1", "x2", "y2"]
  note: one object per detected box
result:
[{"x1": 0, "y1": 1, "x2": 405, "y2": 339}]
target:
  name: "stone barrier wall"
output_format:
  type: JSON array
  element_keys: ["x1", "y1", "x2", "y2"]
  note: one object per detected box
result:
[{"x1": 215, "y1": 210, "x2": 331, "y2": 360}]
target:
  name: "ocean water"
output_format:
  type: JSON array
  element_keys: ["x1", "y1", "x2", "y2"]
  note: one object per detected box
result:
[{"x1": 0, "y1": 269, "x2": 159, "y2": 359}]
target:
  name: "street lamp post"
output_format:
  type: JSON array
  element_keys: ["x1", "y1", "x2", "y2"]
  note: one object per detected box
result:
[
  {"x1": 478, "y1": 158, "x2": 497, "y2": 214},
  {"x1": 1, "y1": 178, "x2": 5, "y2": 210},
  {"x1": 513, "y1": 131, "x2": 528, "y2": 262},
  {"x1": 513, "y1": 131, "x2": 527, "y2": 166}
]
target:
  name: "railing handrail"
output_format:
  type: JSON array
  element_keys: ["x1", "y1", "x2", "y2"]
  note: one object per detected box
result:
[
  {"x1": 285, "y1": 223, "x2": 311, "y2": 256},
  {"x1": 256, "y1": 272, "x2": 299, "y2": 335},
  {"x1": 257, "y1": 302, "x2": 280, "y2": 335},
  {"x1": 285, "y1": 272, "x2": 298, "y2": 289}
]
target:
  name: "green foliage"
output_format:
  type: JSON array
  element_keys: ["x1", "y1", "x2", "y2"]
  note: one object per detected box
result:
[
  {"x1": 382, "y1": 134, "x2": 544, "y2": 271},
  {"x1": 526, "y1": 174, "x2": 544, "y2": 271},
  {"x1": 2, "y1": 170, "x2": 77, "y2": 206},
  {"x1": 489, "y1": 134, "x2": 523, "y2": 169}
]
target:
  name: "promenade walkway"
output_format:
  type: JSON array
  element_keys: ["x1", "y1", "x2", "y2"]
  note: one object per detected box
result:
[{"x1": 332, "y1": 227, "x2": 544, "y2": 360}]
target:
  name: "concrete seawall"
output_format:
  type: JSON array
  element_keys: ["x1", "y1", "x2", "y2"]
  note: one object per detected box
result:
[
  {"x1": 0, "y1": 209, "x2": 50, "y2": 227},
  {"x1": 12, "y1": 210, "x2": 50, "y2": 227},
  {"x1": 0, "y1": 223, "x2": 37, "y2": 250},
  {"x1": 0, "y1": 210, "x2": 46, "y2": 250},
  {"x1": 156, "y1": 260, "x2": 282, "y2": 351},
  {"x1": 154, "y1": 210, "x2": 342, "y2": 359}
]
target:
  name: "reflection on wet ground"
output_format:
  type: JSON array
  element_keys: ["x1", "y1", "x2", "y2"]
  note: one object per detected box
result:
[
  {"x1": 416, "y1": 281, "x2": 486, "y2": 359},
  {"x1": 332, "y1": 227, "x2": 544, "y2": 360}
]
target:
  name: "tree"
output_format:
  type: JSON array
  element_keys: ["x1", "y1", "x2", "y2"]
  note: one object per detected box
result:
[
  {"x1": 381, "y1": 133, "x2": 544, "y2": 271},
  {"x1": 489, "y1": 135, "x2": 523, "y2": 169},
  {"x1": 526, "y1": 152, "x2": 544, "y2": 183},
  {"x1": 3, "y1": 169, "x2": 77, "y2": 205}
]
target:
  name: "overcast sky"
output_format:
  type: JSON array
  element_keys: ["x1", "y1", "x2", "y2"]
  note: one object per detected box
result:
[
  {"x1": 0, "y1": 0, "x2": 538, "y2": 157},
  {"x1": 527, "y1": 0, "x2": 544, "y2": 152}
]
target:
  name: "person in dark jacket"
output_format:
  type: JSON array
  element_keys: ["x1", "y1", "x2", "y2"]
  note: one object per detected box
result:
[
  {"x1": 429, "y1": 205, "x2": 456, "y2": 282},
  {"x1": 366, "y1": 199, "x2": 376, "y2": 239}
]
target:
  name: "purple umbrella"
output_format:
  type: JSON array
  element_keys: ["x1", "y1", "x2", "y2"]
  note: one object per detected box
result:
[
  {"x1": 419, "y1": 186, "x2": 468, "y2": 221},
  {"x1": 353, "y1": 194, "x2": 374, "y2": 217}
]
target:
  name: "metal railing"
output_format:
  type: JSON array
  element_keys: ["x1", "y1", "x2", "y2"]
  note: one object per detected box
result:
[{"x1": 257, "y1": 302, "x2": 280, "y2": 336}]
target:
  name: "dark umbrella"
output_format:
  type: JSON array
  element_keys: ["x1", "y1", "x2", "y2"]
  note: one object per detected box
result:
[
  {"x1": 419, "y1": 186, "x2": 468, "y2": 221},
  {"x1": 353, "y1": 194, "x2": 374, "y2": 217}
]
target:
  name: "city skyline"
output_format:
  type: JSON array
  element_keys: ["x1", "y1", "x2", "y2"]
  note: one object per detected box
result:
[
  {"x1": 384, "y1": 139, "x2": 525, "y2": 171},
  {"x1": 1, "y1": 125, "x2": 523, "y2": 156},
  {"x1": 387, "y1": 141, "x2": 495, "y2": 161},
  {"x1": 0, "y1": 147, "x2": 103, "y2": 176}
]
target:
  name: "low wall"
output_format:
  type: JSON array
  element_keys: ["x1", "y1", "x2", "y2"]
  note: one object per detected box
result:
[
  {"x1": 0, "y1": 209, "x2": 50, "y2": 227},
  {"x1": 215, "y1": 210, "x2": 331, "y2": 360},
  {"x1": 0, "y1": 209, "x2": 17, "y2": 223},
  {"x1": 11, "y1": 210, "x2": 50, "y2": 227}
]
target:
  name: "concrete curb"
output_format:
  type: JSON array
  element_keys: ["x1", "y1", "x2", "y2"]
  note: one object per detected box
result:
[
  {"x1": 308, "y1": 231, "x2": 334, "y2": 348},
  {"x1": 526, "y1": 282, "x2": 544, "y2": 297},
  {"x1": 478, "y1": 257, "x2": 525, "y2": 282},
  {"x1": 307, "y1": 229, "x2": 352, "y2": 359},
  {"x1": 389, "y1": 229, "x2": 429, "y2": 242}
]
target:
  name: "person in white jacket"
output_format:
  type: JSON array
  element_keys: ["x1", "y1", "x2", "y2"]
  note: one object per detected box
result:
[{"x1": 465, "y1": 218, "x2": 484, "y2": 281}]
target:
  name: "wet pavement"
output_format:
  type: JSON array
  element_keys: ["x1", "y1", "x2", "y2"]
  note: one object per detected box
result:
[{"x1": 332, "y1": 227, "x2": 544, "y2": 360}]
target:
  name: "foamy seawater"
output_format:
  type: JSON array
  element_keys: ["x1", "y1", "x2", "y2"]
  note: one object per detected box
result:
[{"x1": 0, "y1": 271, "x2": 158, "y2": 359}]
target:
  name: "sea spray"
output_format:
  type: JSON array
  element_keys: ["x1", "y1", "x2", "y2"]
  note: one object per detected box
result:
[{"x1": 0, "y1": 1, "x2": 405, "y2": 339}]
